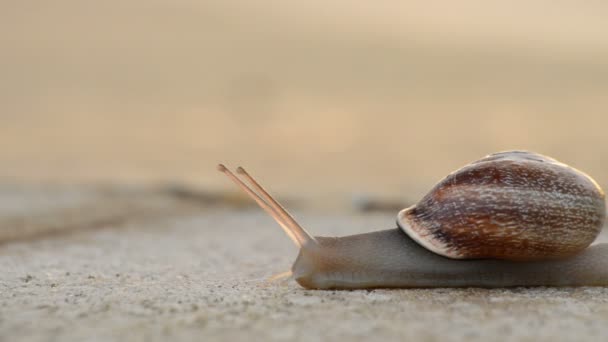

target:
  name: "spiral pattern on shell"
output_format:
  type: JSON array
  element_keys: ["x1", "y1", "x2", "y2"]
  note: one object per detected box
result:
[{"x1": 397, "y1": 151, "x2": 606, "y2": 260}]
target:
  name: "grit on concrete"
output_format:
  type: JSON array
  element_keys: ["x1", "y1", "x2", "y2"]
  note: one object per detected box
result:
[{"x1": 1, "y1": 191, "x2": 608, "y2": 342}]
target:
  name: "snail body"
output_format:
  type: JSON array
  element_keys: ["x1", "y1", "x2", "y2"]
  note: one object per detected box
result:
[
  {"x1": 218, "y1": 151, "x2": 607, "y2": 289},
  {"x1": 292, "y1": 229, "x2": 608, "y2": 289}
]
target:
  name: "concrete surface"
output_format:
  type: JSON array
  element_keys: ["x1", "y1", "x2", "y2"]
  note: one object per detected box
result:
[{"x1": 1, "y1": 189, "x2": 608, "y2": 341}]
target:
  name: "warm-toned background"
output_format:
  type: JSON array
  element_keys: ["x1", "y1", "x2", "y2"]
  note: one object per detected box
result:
[
  {"x1": 3, "y1": 2, "x2": 608, "y2": 341},
  {"x1": 2, "y1": 1, "x2": 608, "y2": 204}
]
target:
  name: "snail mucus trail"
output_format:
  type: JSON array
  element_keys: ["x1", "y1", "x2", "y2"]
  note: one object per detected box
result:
[{"x1": 218, "y1": 151, "x2": 608, "y2": 290}]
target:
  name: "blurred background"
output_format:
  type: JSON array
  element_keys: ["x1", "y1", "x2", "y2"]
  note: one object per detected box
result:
[{"x1": 2, "y1": 0, "x2": 608, "y2": 204}]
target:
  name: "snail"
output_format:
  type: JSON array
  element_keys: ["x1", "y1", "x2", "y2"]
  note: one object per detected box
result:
[{"x1": 218, "y1": 151, "x2": 607, "y2": 289}]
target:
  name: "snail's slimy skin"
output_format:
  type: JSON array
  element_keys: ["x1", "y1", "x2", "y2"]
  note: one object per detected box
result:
[{"x1": 292, "y1": 229, "x2": 608, "y2": 290}]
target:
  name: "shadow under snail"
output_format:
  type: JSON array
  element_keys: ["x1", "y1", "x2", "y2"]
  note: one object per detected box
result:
[{"x1": 218, "y1": 151, "x2": 607, "y2": 289}]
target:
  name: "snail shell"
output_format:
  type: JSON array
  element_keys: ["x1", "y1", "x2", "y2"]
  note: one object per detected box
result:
[{"x1": 397, "y1": 151, "x2": 606, "y2": 260}]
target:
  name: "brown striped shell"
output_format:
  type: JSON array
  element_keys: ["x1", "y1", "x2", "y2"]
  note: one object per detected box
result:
[{"x1": 397, "y1": 151, "x2": 606, "y2": 260}]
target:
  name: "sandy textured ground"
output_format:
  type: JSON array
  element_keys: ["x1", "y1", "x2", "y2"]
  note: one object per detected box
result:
[{"x1": 2, "y1": 188, "x2": 608, "y2": 342}]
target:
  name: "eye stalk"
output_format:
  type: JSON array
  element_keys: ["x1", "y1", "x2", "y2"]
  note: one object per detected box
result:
[{"x1": 217, "y1": 164, "x2": 317, "y2": 248}]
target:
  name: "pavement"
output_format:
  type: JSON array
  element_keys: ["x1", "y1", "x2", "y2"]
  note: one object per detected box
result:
[{"x1": 1, "y1": 187, "x2": 608, "y2": 342}]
